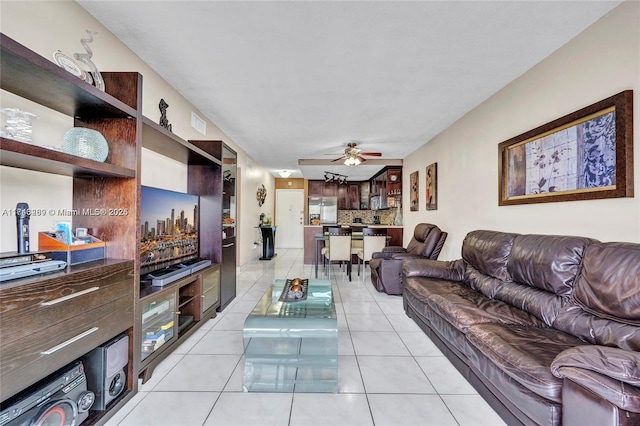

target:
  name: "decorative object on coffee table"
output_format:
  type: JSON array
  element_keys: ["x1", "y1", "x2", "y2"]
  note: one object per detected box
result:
[
  {"x1": 498, "y1": 90, "x2": 633, "y2": 206},
  {"x1": 278, "y1": 278, "x2": 309, "y2": 302}
]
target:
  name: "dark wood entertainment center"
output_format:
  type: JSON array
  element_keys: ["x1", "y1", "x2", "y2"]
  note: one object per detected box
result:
[{"x1": 0, "y1": 33, "x2": 236, "y2": 424}]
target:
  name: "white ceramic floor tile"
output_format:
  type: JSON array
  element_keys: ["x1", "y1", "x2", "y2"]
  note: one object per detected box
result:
[
  {"x1": 338, "y1": 355, "x2": 365, "y2": 393},
  {"x1": 442, "y1": 394, "x2": 508, "y2": 426},
  {"x1": 189, "y1": 330, "x2": 244, "y2": 354},
  {"x1": 386, "y1": 313, "x2": 422, "y2": 332},
  {"x1": 376, "y1": 300, "x2": 406, "y2": 315},
  {"x1": 154, "y1": 354, "x2": 241, "y2": 391},
  {"x1": 223, "y1": 356, "x2": 246, "y2": 392},
  {"x1": 350, "y1": 331, "x2": 411, "y2": 356},
  {"x1": 398, "y1": 332, "x2": 444, "y2": 356},
  {"x1": 416, "y1": 356, "x2": 477, "y2": 395},
  {"x1": 118, "y1": 391, "x2": 218, "y2": 426},
  {"x1": 212, "y1": 313, "x2": 250, "y2": 330},
  {"x1": 204, "y1": 392, "x2": 292, "y2": 426},
  {"x1": 172, "y1": 327, "x2": 208, "y2": 354},
  {"x1": 290, "y1": 394, "x2": 373, "y2": 426},
  {"x1": 358, "y1": 356, "x2": 436, "y2": 394},
  {"x1": 138, "y1": 354, "x2": 184, "y2": 392},
  {"x1": 104, "y1": 390, "x2": 148, "y2": 425},
  {"x1": 368, "y1": 394, "x2": 459, "y2": 426},
  {"x1": 345, "y1": 314, "x2": 394, "y2": 332},
  {"x1": 338, "y1": 331, "x2": 355, "y2": 355},
  {"x1": 342, "y1": 301, "x2": 383, "y2": 315}
]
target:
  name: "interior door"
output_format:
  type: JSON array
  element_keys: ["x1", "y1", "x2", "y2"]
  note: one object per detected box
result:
[{"x1": 275, "y1": 189, "x2": 304, "y2": 248}]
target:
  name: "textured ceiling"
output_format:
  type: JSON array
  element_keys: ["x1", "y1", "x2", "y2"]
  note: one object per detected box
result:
[{"x1": 78, "y1": 1, "x2": 620, "y2": 181}]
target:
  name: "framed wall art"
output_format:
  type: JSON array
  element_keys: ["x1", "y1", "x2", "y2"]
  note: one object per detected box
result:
[
  {"x1": 426, "y1": 163, "x2": 437, "y2": 210},
  {"x1": 410, "y1": 171, "x2": 419, "y2": 211},
  {"x1": 498, "y1": 90, "x2": 633, "y2": 206}
]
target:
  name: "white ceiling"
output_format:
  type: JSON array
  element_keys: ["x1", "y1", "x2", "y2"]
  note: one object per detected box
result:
[{"x1": 78, "y1": 0, "x2": 620, "y2": 181}]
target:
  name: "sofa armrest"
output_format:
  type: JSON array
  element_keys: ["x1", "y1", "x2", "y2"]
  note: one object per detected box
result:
[
  {"x1": 390, "y1": 253, "x2": 427, "y2": 260},
  {"x1": 371, "y1": 251, "x2": 395, "y2": 260},
  {"x1": 402, "y1": 258, "x2": 465, "y2": 281},
  {"x1": 551, "y1": 346, "x2": 640, "y2": 413},
  {"x1": 382, "y1": 246, "x2": 407, "y2": 254}
]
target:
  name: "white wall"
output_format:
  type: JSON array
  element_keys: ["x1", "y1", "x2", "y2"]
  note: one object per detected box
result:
[
  {"x1": 403, "y1": 0, "x2": 640, "y2": 260},
  {"x1": 0, "y1": 1, "x2": 274, "y2": 265}
]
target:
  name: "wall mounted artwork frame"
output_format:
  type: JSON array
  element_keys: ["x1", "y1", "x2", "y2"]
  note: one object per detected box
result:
[
  {"x1": 426, "y1": 163, "x2": 437, "y2": 210},
  {"x1": 498, "y1": 90, "x2": 633, "y2": 206},
  {"x1": 410, "y1": 171, "x2": 419, "y2": 211}
]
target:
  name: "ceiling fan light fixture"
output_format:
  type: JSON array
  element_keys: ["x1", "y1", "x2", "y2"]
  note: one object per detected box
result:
[{"x1": 344, "y1": 157, "x2": 360, "y2": 166}]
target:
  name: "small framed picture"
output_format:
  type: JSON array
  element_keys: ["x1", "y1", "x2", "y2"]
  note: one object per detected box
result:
[{"x1": 426, "y1": 163, "x2": 437, "y2": 211}]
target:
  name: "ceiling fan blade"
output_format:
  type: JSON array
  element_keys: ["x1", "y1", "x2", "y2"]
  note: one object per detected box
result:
[
  {"x1": 360, "y1": 152, "x2": 382, "y2": 156},
  {"x1": 357, "y1": 155, "x2": 367, "y2": 163},
  {"x1": 330, "y1": 157, "x2": 344, "y2": 162}
]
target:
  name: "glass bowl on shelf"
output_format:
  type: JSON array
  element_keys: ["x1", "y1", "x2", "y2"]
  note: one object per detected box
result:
[{"x1": 61, "y1": 127, "x2": 109, "y2": 162}]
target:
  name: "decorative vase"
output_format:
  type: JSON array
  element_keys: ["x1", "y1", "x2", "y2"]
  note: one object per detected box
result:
[{"x1": 62, "y1": 127, "x2": 109, "y2": 162}]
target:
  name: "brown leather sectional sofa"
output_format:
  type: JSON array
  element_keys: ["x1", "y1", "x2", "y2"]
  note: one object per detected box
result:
[{"x1": 402, "y1": 230, "x2": 640, "y2": 426}]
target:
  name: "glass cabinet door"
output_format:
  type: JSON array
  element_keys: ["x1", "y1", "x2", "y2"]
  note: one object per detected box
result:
[
  {"x1": 201, "y1": 264, "x2": 220, "y2": 313},
  {"x1": 140, "y1": 290, "x2": 177, "y2": 361},
  {"x1": 222, "y1": 146, "x2": 237, "y2": 239}
]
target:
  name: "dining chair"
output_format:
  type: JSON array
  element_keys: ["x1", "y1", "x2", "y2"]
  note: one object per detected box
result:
[
  {"x1": 322, "y1": 227, "x2": 353, "y2": 281},
  {"x1": 357, "y1": 228, "x2": 387, "y2": 281}
]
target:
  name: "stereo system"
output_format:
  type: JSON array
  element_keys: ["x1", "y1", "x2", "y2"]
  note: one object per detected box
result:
[
  {"x1": 80, "y1": 334, "x2": 129, "y2": 411},
  {"x1": 0, "y1": 334, "x2": 129, "y2": 426},
  {"x1": 0, "y1": 361, "x2": 94, "y2": 426}
]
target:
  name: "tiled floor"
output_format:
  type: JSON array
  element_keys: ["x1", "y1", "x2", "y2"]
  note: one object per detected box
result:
[{"x1": 107, "y1": 249, "x2": 506, "y2": 426}]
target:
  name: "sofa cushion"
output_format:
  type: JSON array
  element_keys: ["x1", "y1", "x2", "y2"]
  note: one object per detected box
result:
[
  {"x1": 553, "y1": 242, "x2": 640, "y2": 351},
  {"x1": 427, "y1": 290, "x2": 545, "y2": 333},
  {"x1": 466, "y1": 324, "x2": 584, "y2": 403},
  {"x1": 573, "y1": 242, "x2": 640, "y2": 326},
  {"x1": 462, "y1": 230, "x2": 518, "y2": 282},
  {"x1": 507, "y1": 234, "x2": 596, "y2": 297}
]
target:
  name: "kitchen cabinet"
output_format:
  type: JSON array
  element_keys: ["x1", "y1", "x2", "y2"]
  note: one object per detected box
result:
[{"x1": 370, "y1": 167, "x2": 402, "y2": 210}]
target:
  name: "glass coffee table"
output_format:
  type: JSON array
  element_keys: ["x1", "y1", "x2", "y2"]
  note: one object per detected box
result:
[{"x1": 243, "y1": 279, "x2": 337, "y2": 392}]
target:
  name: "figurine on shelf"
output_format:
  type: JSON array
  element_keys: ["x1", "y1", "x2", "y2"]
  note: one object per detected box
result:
[{"x1": 159, "y1": 99, "x2": 172, "y2": 132}]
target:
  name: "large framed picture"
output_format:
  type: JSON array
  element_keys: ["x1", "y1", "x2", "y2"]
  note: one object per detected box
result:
[
  {"x1": 410, "y1": 171, "x2": 419, "y2": 211},
  {"x1": 426, "y1": 163, "x2": 437, "y2": 210},
  {"x1": 498, "y1": 90, "x2": 633, "y2": 206}
]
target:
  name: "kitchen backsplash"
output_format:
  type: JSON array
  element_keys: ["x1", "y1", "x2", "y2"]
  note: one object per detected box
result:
[{"x1": 338, "y1": 209, "x2": 398, "y2": 225}]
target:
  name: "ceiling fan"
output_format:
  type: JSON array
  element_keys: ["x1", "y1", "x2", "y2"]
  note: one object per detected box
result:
[{"x1": 331, "y1": 142, "x2": 382, "y2": 166}]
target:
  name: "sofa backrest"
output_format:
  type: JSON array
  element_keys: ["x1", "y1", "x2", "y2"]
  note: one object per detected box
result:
[
  {"x1": 554, "y1": 242, "x2": 640, "y2": 351},
  {"x1": 501, "y1": 234, "x2": 597, "y2": 326},
  {"x1": 405, "y1": 223, "x2": 447, "y2": 259},
  {"x1": 461, "y1": 230, "x2": 596, "y2": 327},
  {"x1": 462, "y1": 230, "x2": 518, "y2": 298}
]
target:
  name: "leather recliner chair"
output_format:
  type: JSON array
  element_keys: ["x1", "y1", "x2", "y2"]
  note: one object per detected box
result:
[{"x1": 369, "y1": 223, "x2": 447, "y2": 295}]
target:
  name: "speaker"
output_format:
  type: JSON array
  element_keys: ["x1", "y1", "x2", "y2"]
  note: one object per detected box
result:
[
  {"x1": 0, "y1": 361, "x2": 94, "y2": 426},
  {"x1": 80, "y1": 334, "x2": 129, "y2": 411}
]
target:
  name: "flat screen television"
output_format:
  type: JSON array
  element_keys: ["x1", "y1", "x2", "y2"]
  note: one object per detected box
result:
[{"x1": 140, "y1": 186, "x2": 199, "y2": 276}]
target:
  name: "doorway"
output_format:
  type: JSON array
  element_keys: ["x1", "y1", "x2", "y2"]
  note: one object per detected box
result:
[{"x1": 275, "y1": 189, "x2": 304, "y2": 249}]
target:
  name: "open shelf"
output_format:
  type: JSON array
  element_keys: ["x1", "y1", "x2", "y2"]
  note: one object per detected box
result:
[
  {"x1": 0, "y1": 34, "x2": 137, "y2": 120},
  {"x1": 142, "y1": 117, "x2": 221, "y2": 166},
  {"x1": 0, "y1": 137, "x2": 136, "y2": 178}
]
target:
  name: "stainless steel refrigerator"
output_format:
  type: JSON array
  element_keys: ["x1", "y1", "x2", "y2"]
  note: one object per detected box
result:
[{"x1": 308, "y1": 196, "x2": 337, "y2": 225}]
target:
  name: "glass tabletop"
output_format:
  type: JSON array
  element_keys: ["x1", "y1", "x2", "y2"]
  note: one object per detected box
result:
[{"x1": 247, "y1": 279, "x2": 335, "y2": 320}]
